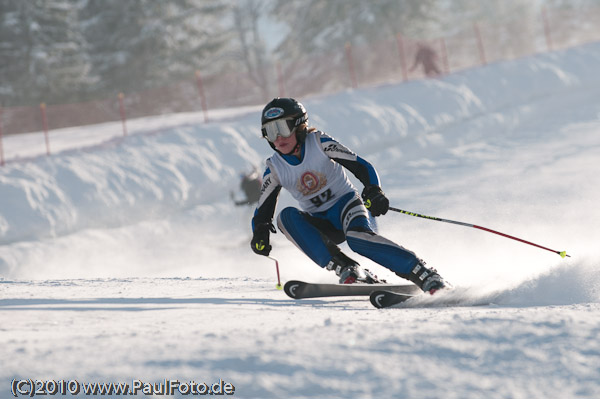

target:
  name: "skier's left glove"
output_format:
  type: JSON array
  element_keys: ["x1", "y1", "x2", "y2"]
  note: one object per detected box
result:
[
  {"x1": 251, "y1": 223, "x2": 276, "y2": 256},
  {"x1": 361, "y1": 185, "x2": 389, "y2": 217}
]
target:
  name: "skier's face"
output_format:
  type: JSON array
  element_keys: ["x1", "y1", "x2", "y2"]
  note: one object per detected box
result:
[{"x1": 274, "y1": 131, "x2": 298, "y2": 154}]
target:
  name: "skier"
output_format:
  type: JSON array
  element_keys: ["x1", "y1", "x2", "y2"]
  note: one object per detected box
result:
[
  {"x1": 232, "y1": 170, "x2": 262, "y2": 206},
  {"x1": 409, "y1": 42, "x2": 441, "y2": 77},
  {"x1": 250, "y1": 98, "x2": 446, "y2": 293}
]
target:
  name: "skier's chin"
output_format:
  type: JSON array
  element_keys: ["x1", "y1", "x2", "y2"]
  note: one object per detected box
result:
[{"x1": 276, "y1": 144, "x2": 293, "y2": 153}]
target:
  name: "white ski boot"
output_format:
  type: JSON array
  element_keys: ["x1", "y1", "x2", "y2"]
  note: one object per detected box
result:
[{"x1": 407, "y1": 260, "x2": 447, "y2": 294}]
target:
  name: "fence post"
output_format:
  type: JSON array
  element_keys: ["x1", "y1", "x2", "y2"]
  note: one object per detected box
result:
[
  {"x1": 118, "y1": 93, "x2": 127, "y2": 136},
  {"x1": 395, "y1": 33, "x2": 408, "y2": 81},
  {"x1": 473, "y1": 22, "x2": 487, "y2": 65},
  {"x1": 0, "y1": 107, "x2": 4, "y2": 166},
  {"x1": 40, "y1": 103, "x2": 50, "y2": 156},
  {"x1": 439, "y1": 37, "x2": 450, "y2": 74},
  {"x1": 344, "y1": 42, "x2": 358, "y2": 89},
  {"x1": 195, "y1": 70, "x2": 209, "y2": 123},
  {"x1": 542, "y1": 7, "x2": 553, "y2": 52},
  {"x1": 277, "y1": 62, "x2": 286, "y2": 97}
]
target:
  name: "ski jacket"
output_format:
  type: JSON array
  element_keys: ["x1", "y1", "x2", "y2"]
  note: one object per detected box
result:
[{"x1": 252, "y1": 130, "x2": 381, "y2": 230}]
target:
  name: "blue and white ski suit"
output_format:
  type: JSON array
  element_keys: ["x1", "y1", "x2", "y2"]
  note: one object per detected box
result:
[{"x1": 251, "y1": 130, "x2": 419, "y2": 277}]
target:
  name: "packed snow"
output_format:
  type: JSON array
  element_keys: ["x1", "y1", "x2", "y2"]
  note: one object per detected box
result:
[{"x1": 1, "y1": 42, "x2": 600, "y2": 399}]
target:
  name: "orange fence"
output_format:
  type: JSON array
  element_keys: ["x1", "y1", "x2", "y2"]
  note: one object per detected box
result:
[{"x1": 1, "y1": 6, "x2": 599, "y2": 165}]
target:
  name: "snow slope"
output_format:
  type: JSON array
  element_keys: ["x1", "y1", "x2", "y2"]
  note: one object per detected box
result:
[{"x1": 1, "y1": 42, "x2": 600, "y2": 398}]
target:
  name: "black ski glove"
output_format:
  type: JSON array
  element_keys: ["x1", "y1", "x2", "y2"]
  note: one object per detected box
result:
[
  {"x1": 361, "y1": 185, "x2": 389, "y2": 217},
  {"x1": 251, "y1": 223, "x2": 276, "y2": 256}
]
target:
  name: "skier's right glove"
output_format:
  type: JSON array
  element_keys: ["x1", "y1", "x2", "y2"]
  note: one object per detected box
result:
[{"x1": 251, "y1": 223, "x2": 276, "y2": 256}]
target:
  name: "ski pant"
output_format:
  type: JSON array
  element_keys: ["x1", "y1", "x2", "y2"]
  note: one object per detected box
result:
[{"x1": 276, "y1": 192, "x2": 419, "y2": 277}]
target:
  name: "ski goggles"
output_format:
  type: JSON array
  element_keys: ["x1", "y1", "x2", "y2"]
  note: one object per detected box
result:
[{"x1": 262, "y1": 119, "x2": 296, "y2": 142}]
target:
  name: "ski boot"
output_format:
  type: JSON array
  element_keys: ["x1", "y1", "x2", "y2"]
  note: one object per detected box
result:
[
  {"x1": 404, "y1": 260, "x2": 447, "y2": 294},
  {"x1": 326, "y1": 252, "x2": 381, "y2": 284}
]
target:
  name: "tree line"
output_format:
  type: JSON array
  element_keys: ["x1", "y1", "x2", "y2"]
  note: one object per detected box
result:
[{"x1": 0, "y1": 0, "x2": 590, "y2": 107}]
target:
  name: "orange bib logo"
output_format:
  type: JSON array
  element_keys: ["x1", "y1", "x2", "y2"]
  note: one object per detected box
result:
[{"x1": 297, "y1": 171, "x2": 327, "y2": 196}]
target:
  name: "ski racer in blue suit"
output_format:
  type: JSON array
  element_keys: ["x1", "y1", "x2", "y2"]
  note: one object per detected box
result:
[{"x1": 250, "y1": 98, "x2": 446, "y2": 293}]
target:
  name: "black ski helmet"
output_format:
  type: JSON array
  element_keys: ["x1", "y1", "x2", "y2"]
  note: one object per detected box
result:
[{"x1": 261, "y1": 98, "x2": 308, "y2": 152}]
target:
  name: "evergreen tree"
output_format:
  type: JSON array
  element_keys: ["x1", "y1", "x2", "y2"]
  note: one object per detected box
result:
[
  {"x1": 80, "y1": 0, "x2": 231, "y2": 96},
  {"x1": 0, "y1": 0, "x2": 92, "y2": 106},
  {"x1": 270, "y1": 0, "x2": 439, "y2": 59}
]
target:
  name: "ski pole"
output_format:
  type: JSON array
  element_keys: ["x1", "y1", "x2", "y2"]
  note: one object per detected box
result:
[
  {"x1": 389, "y1": 206, "x2": 570, "y2": 258},
  {"x1": 267, "y1": 256, "x2": 283, "y2": 290}
]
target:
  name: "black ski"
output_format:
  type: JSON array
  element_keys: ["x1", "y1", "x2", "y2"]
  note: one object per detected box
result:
[
  {"x1": 283, "y1": 280, "x2": 420, "y2": 300},
  {"x1": 369, "y1": 290, "x2": 419, "y2": 308}
]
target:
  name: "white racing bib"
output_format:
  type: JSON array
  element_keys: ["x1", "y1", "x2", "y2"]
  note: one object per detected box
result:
[{"x1": 268, "y1": 132, "x2": 355, "y2": 213}]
